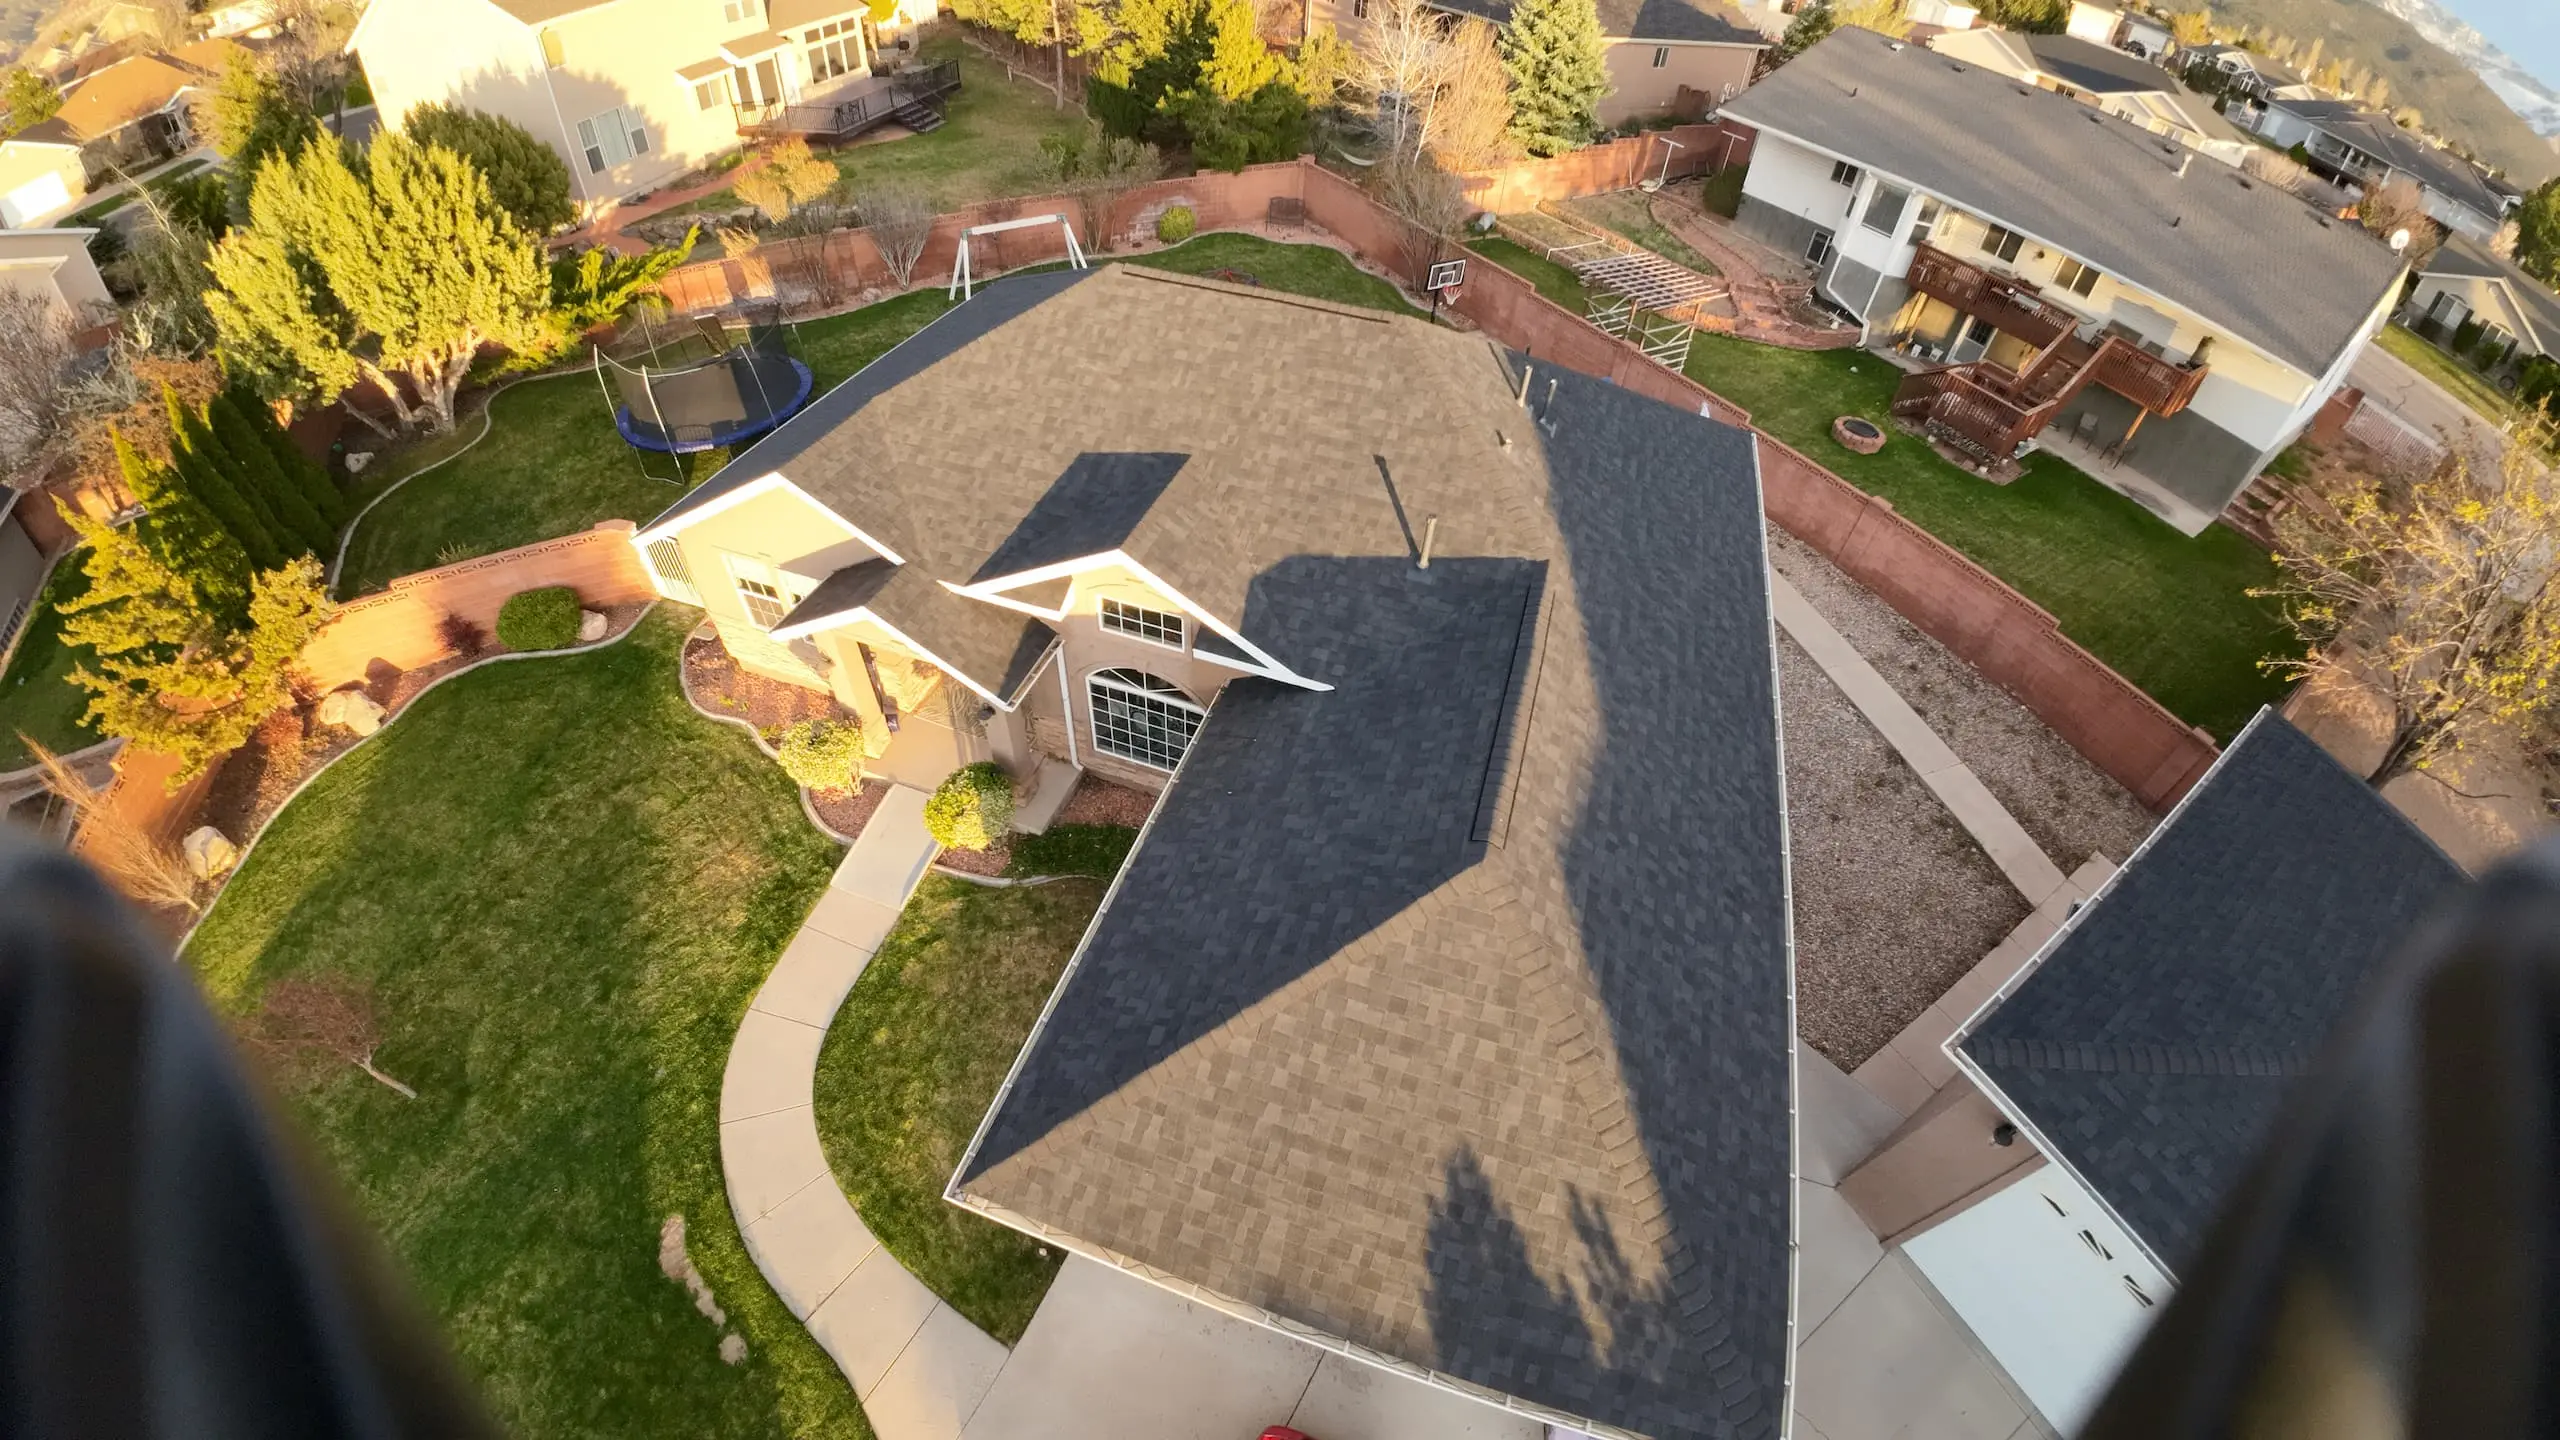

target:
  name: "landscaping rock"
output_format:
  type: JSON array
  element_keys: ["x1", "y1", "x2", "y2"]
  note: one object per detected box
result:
[
  {"x1": 344, "y1": 451, "x2": 373, "y2": 474},
  {"x1": 579, "y1": 608, "x2": 608, "y2": 643},
  {"x1": 182, "y1": 826, "x2": 239, "y2": 880},
  {"x1": 317, "y1": 689, "x2": 387, "y2": 736}
]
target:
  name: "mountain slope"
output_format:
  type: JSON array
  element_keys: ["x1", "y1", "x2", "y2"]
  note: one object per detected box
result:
[
  {"x1": 2374, "y1": 0, "x2": 2560, "y2": 137},
  {"x1": 2204, "y1": 0, "x2": 2558, "y2": 183}
]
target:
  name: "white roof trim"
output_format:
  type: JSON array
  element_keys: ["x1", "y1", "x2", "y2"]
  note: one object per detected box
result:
[
  {"x1": 958, "y1": 548, "x2": 1328, "y2": 691},
  {"x1": 633, "y1": 473, "x2": 906, "y2": 564}
]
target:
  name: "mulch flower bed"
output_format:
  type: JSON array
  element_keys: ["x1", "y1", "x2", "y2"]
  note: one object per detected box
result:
[
  {"x1": 934, "y1": 835, "x2": 1012, "y2": 876},
  {"x1": 190, "y1": 604, "x2": 653, "y2": 909},
  {"x1": 811, "y1": 778, "x2": 889, "y2": 840},
  {"x1": 1052, "y1": 775, "x2": 1155, "y2": 828},
  {"x1": 682, "y1": 631, "x2": 851, "y2": 739}
]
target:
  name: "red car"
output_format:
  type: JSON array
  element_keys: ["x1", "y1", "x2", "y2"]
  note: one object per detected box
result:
[{"x1": 1259, "y1": 1429, "x2": 1313, "y2": 1440}]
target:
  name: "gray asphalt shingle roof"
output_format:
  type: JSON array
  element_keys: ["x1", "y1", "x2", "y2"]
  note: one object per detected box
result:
[
  {"x1": 1431, "y1": 0, "x2": 1763, "y2": 44},
  {"x1": 1957, "y1": 712, "x2": 2464, "y2": 1275},
  {"x1": 1723, "y1": 28, "x2": 2406, "y2": 376},
  {"x1": 2269, "y1": 98, "x2": 2508, "y2": 221},
  {"x1": 2422, "y1": 234, "x2": 2560, "y2": 354}
]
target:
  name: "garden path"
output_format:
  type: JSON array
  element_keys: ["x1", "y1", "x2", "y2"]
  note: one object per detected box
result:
[{"x1": 719, "y1": 784, "x2": 1012, "y2": 1440}]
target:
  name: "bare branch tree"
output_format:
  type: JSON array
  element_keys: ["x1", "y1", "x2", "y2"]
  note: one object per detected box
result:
[
  {"x1": 2255, "y1": 414, "x2": 2560, "y2": 788},
  {"x1": 855, "y1": 184, "x2": 937, "y2": 292},
  {"x1": 1375, "y1": 155, "x2": 1471, "y2": 282},
  {"x1": 0, "y1": 290, "x2": 86, "y2": 490},
  {"x1": 1354, "y1": 0, "x2": 1447, "y2": 162},
  {"x1": 25, "y1": 736, "x2": 203, "y2": 915},
  {"x1": 242, "y1": 977, "x2": 418, "y2": 1099},
  {"x1": 2358, "y1": 176, "x2": 2441, "y2": 269},
  {"x1": 1425, "y1": 19, "x2": 1514, "y2": 174}
]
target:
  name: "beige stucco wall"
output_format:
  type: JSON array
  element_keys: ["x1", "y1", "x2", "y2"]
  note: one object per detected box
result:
[
  {"x1": 1597, "y1": 40, "x2": 1756, "y2": 125},
  {"x1": 0, "y1": 145, "x2": 84, "y2": 227},
  {"x1": 655, "y1": 484, "x2": 882, "y2": 692},
  {"x1": 354, "y1": 0, "x2": 571, "y2": 197},
  {"x1": 0, "y1": 230, "x2": 112, "y2": 314}
]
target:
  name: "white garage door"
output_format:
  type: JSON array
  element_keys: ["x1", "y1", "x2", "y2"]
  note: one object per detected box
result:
[
  {"x1": 1902, "y1": 1167, "x2": 2171, "y2": 1434},
  {"x1": 2, "y1": 171, "x2": 71, "y2": 229}
]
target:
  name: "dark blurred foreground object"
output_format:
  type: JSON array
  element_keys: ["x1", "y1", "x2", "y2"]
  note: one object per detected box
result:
[
  {"x1": 2083, "y1": 834, "x2": 2560, "y2": 1440},
  {"x1": 0, "y1": 834, "x2": 495, "y2": 1440}
]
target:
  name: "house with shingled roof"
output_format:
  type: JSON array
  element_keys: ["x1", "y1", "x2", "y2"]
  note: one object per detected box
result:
[
  {"x1": 1834, "y1": 710, "x2": 2463, "y2": 1434},
  {"x1": 633, "y1": 263, "x2": 1797, "y2": 1440}
]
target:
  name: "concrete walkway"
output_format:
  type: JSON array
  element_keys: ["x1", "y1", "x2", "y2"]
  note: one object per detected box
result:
[
  {"x1": 1770, "y1": 573, "x2": 2072, "y2": 907},
  {"x1": 720, "y1": 785, "x2": 1012, "y2": 1440}
]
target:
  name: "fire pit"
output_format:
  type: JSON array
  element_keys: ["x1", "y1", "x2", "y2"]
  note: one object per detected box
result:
[{"x1": 1833, "y1": 416, "x2": 1886, "y2": 455}]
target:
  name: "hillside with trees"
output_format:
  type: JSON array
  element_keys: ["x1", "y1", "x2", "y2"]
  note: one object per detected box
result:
[{"x1": 2178, "y1": 0, "x2": 2557, "y2": 184}]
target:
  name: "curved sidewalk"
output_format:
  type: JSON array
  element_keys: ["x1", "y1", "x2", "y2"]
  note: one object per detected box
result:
[{"x1": 719, "y1": 784, "x2": 1009, "y2": 1440}]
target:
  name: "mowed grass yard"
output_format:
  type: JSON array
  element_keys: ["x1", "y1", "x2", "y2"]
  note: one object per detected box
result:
[
  {"x1": 335, "y1": 237, "x2": 1406, "y2": 597},
  {"x1": 182, "y1": 608, "x2": 869, "y2": 1440},
  {"x1": 2374, "y1": 321, "x2": 2518, "y2": 425},
  {"x1": 0, "y1": 560, "x2": 99, "y2": 768},
  {"x1": 812, "y1": 876, "x2": 1107, "y2": 1343},
  {"x1": 1680, "y1": 335, "x2": 2294, "y2": 740}
]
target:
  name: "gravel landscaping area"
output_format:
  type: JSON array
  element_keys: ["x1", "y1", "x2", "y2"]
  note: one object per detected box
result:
[
  {"x1": 1771, "y1": 528, "x2": 2158, "y2": 871},
  {"x1": 1780, "y1": 632, "x2": 2030, "y2": 1071}
]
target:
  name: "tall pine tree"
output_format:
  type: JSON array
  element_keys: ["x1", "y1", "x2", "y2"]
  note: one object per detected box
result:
[
  {"x1": 194, "y1": 392, "x2": 331, "y2": 554},
  {"x1": 229, "y1": 388, "x2": 346, "y2": 528},
  {"x1": 162, "y1": 388, "x2": 292, "y2": 570},
  {"x1": 1500, "y1": 0, "x2": 1611, "y2": 157},
  {"x1": 53, "y1": 504, "x2": 221, "y2": 665},
  {"x1": 102, "y1": 432, "x2": 254, "y2": 625}
]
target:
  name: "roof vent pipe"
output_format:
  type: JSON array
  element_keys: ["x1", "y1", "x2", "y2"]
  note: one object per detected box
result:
[
  {"x1": 2177, "y1": 151, "x2": 2192, "y2": 178},
  {"x1": 1516, "y1": 363, "x2": 1533, "y2": 407},
  {"x1": 1418, "y1": 516, "x2": 1439, "y2": 570}
]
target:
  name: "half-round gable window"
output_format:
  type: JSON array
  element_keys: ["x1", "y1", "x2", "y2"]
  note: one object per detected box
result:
[{"x1": 1088, "y1": 668, "x2": 1202, "y2": 771}]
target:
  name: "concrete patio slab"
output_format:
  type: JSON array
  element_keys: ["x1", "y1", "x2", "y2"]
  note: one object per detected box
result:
[
  {"x1": 810, "y1": 1243, "x2": 945, "y2": 1393},
  {"x1": 751, "y1": 927, "x2": 878, "y2": 1027},
  {"x1": 1290, "y1": 1352, "x2": 1540, "y2": 1440},
  {"x1": 1798, "y1": 1178, "x2": 1886, "y2": 1338},
  {"x1": 719, "y1": 1009, "x2": 827, "y2": 1122},
  {"x1": 1800, "y1": 1048, "x2": 1904, "y2": 1186},
  {"x1": 801, "y1": 886, "x2": 905, "y2": 950},
  {"x1": 834, "y1": 785, "x2": 940, "y2": 905},
  {"x1": 720, "y1": 1105, "x2": 831, "y2": 1225},
  {"x1": 862, "y1": 1301, "x2": 1011, "y2": 1440},
  {"x1": 742, "y1": 1173, "x2": 879, "y2": 1320},
  {"x1": 1796, "y1": 1252, "x2": 2034, "y2": 1440}
]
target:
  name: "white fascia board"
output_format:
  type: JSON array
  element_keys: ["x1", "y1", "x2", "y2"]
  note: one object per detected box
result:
[
  {"x1": 1113, "y1": 554, "x2": 1332, "y2": 693},
  {"x1": 956, "y1": 550, "x2": 1329, "y2": 692},
  {"x1": 633, "y1": 473, "x2": 906, "y2": 564},
  {"x1": 951, "y1": 578, "x2": 1074, "y2": 623},
  {"x1": 952, "y1": 551, "x2": 1105, "y2": 597},
  {"x1": 768, "y1": 602, "x2": 1017, "y2": 712}
]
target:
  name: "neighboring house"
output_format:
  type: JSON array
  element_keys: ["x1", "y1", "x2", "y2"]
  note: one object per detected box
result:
[
  {"x1": 1312, "y1": 0, "x2": 1769, "y2": 125},
  {"x1": 2180, "y1": 42, "x2": 2315, "y2": 112},
  {"x1": 0, "y1": 490, "x2": 48, "y2": 661},
  {"x1": 1722, "y1": 29, "x2": 2405, "y2": 533},
  {"x1": 2247, "y1": 97, "x2": 2515, "y2": 242},
  {"x1": 2111, "y1": 9, "x2": 2170, "y2": 59},
  {"x1": 1930, "y1": 28, "x2": 2253, "y2": 166},
  {"x1": 1902, "y1": 0, "x2": 1979, "y2": 31},
  {"x1": 51, "y1": 38, "x2": 245, "y2": 183},
  {"x1": 1836, "y1": 712, "x2": 2462, "y2": 1432},
  {"x1": 0, "y1": 226, "x2": 116, "y2": 323},
  {"x1": 2403, "y1": 233, "x2": 2560, "y2": 375},
  {"x1": 350, "y1": 0, "x2": 944, "y2": 215},
  {"x1": 2062, "y1": 0, "x2": 2119, "y2": 45},
  {"x1": 633, "y1": 263, "x2": 1798, "y2": 1440},
  {"x1": 202, "y1": 0, "x2": 286, "y2": 39},
  {"x1": 0, "y1": 120, "x2": 90, "y2": 228}
]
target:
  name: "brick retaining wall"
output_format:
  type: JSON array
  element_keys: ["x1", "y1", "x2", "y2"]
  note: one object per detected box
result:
[{"x1": 300, "y1": 521, "x2": 655, "y2": 691}]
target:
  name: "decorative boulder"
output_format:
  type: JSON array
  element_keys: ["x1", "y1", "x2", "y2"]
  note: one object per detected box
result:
[
  {"x1": 182, "y1": 826, "x2": 239, "y2": 880},
  {"x1": 579, "y1": 609, "x2": 608, "y2": 643},
  {"x1": 344, "y1": 452, "x2": 373, "y2": 474},
  {"x1": 317, "y1": 689, "x2": 387, "y2": 736}
]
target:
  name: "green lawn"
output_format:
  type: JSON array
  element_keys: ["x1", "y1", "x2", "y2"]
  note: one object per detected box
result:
[
  {"x1": 1679, "y1": 335, "x2": 2294, "y2": 740},
  {"x1": 1558, "y1": 190, "x2": 1717, "y2": 275},
  {"x1": 0, "y1": 559, "x2": 100, "y2": 769},
  {"x1": 1467, "y1": 235, "x2": 1589, "y2": 313},
  {"x1": 2375, "y1": 322, "x2": 2516, "y2": 425},
  {"x1": 1006, "y1": 823, "x2": 1137, "y2": 878},
  {"x1": 182, "y1": 608, "x2": 867, "y2": 1439},
  {"x1": 336, "y1": 237, "x2": 1399, "y2": 599},
  {"x1": 677, "y1": 37, "x2": 1085, "y2": 216},
  {"x1": 812, "y1": 875, "x2": 1103, "y2": 1343}
]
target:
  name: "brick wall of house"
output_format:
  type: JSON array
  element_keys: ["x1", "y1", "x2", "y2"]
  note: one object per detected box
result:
[{"x1": 301, "y1": 521, "x2": 655, "y2": 691}]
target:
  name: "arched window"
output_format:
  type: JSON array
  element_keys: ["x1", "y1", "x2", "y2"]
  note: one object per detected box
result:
[{"x1": 1088, "y1": 668, "x2": 1202, "y2": 771}]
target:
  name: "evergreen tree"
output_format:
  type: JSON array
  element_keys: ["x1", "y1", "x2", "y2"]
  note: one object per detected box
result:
[
  {"x1": 1500, "y1": 0, "x2": 1611, "y2": 158},
  {"x1": 223, "y1": 388, "x2": 345, "y2": 528},
  {"x1": 2, "y1": 67, "x2": 58, "y2": 136},
  {"x1": 197, "y1": 391, "x2": 332, "y2": 553},
  {"x1": 210, "y1": 49, "x2": 320, "y2": 225},
  {"x1": 163, "y1": 387, "x2": 292, "y2": 568},
  {"x1": 1776, "y1": 2, "x2": 1836, "y2": 62},
  {"x1": 2516, "y1": 179, "x2": 2560, "y2": 289},
  {"x1": 104, "y1": 431, "x2": 252, "y2": 625},
  {"x1": 70, "y1": 556, "x2": 330, "y2": 784},
  {"x1": 53, "y1": 504, "x2": 218, "y2": 664},
  {"x1": 1197, "y1": 0, "x2": 1283, "y2": 102},
  {"x1": 400, "y1": 103, "x2": 577, "y2": 235}
]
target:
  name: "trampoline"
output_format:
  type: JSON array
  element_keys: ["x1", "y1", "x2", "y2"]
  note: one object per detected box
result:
[{"x1": 595, "y1": 305, "x2": 814, "y2": 475}]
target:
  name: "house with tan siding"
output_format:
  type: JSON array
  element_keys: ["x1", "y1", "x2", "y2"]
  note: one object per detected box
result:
[
  {"x1": 631, "y1": 261, "x2": 1799, "y2": 1440},
  {"x1": 1308, "y1": 0, "x2": 1767, "y2": 126},
  {"x1": 348, "y1": 0, "x2": 943, "y2": 216}
]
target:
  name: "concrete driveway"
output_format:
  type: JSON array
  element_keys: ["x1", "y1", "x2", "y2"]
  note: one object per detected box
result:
[
  {"x1": 2349, "y1": 339, "x2": 2508, "y2": 467},
  {"x1": 964, "y1": 1257, "x2": 1540, "y2": 1440}
]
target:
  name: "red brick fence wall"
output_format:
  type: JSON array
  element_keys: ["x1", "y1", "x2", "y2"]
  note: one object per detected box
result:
[{"x1": 299, "y1": 521, "x2": 655, "y2": 691}]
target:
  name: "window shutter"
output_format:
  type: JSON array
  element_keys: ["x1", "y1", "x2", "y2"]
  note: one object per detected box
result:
[{"x1": 577, "y1": 117, "x2": 605, "y2": 173}]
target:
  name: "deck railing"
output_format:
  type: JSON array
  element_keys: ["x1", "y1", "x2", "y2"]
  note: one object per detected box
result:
[
  {"x1": 735, "y1": 59, "x2": 961, "y2": 139},
  {"x1": 1904, "y1": 243, "x2": 2076, "y2": 350}
]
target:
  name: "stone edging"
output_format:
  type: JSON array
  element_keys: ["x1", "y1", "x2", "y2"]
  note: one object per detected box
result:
[
  {"x1": 174, "y1": 602, "x2": 661, "y2": 956},
  {"x1": 671, "y1": 620, "x2": 866, "y2": 846}
]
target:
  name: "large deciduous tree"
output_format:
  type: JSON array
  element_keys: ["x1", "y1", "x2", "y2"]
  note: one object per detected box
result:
[
  {"x1": 1498, "y1": 0, "x2": 1609, "y2": 157},
  {"x1": 399, "y1": 103, "x2": 578, "y2": 234},
  {"x1": 2358, "y1": 175, "x2": 2440, "y2": 270},
  {"x1": 2255, "y1": 421, "x2": 2560, "y2": 789},
  {"x1": 2515, "y1": 178, "x2": 2560, "y2": 288},
  {"x1": 206, "y1": 132, "x2": 550, "y2": 438}
]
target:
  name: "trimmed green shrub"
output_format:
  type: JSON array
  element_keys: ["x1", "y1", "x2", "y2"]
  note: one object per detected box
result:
[
  {"x1": 495, "y1": 586, "x2": 581, "y2": 650},
  {"x1": 2518, "y1": 355, "x2": 2560, "y2": 416},
  {"x1": 1006, "y1": 824, "x2": 1138, "y2": 879},
  {"x1": 2452, "y1": 316, "x2": 2486, "y2": 357},
  {"x1": 923, "y1": 762, "x2": 1015, "y2": 851},
  {"x1": 1156, "y1": 205, "x2": 1196, "y2": 244},
  {"x1": 776, "y1": 717, "x2": 865, "y2": 792}
]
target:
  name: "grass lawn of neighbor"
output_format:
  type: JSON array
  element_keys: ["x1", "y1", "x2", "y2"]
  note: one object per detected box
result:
[
  {"x1": 1467, "y1": 235, "x2": 1589, "y2": 313},
  {"x1": 1559, "y1": 190, "x2": 1718, "y2": 275},
  {"x1": 1680, "y1": 334, "x2": 2294, "y2": 740},
  {"x1": 183, "y1": 608, "x2": 868, "y2": 1439},
  {"x1": 679, "y1": 36, "x2": 1083, "y2": 217},
  {"x1": 2375, "y1": 322, "x2": 2516, "y2": 425},
  {"x1": 335, "y1": 236, "x2": 1402, "y2": 598},
  {"x1": 0, "y1": 560, "x2": 99, "y2": 769},
  {"x1": 812, "y1": 875, "x2": 1106, "y2": 1343}
]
